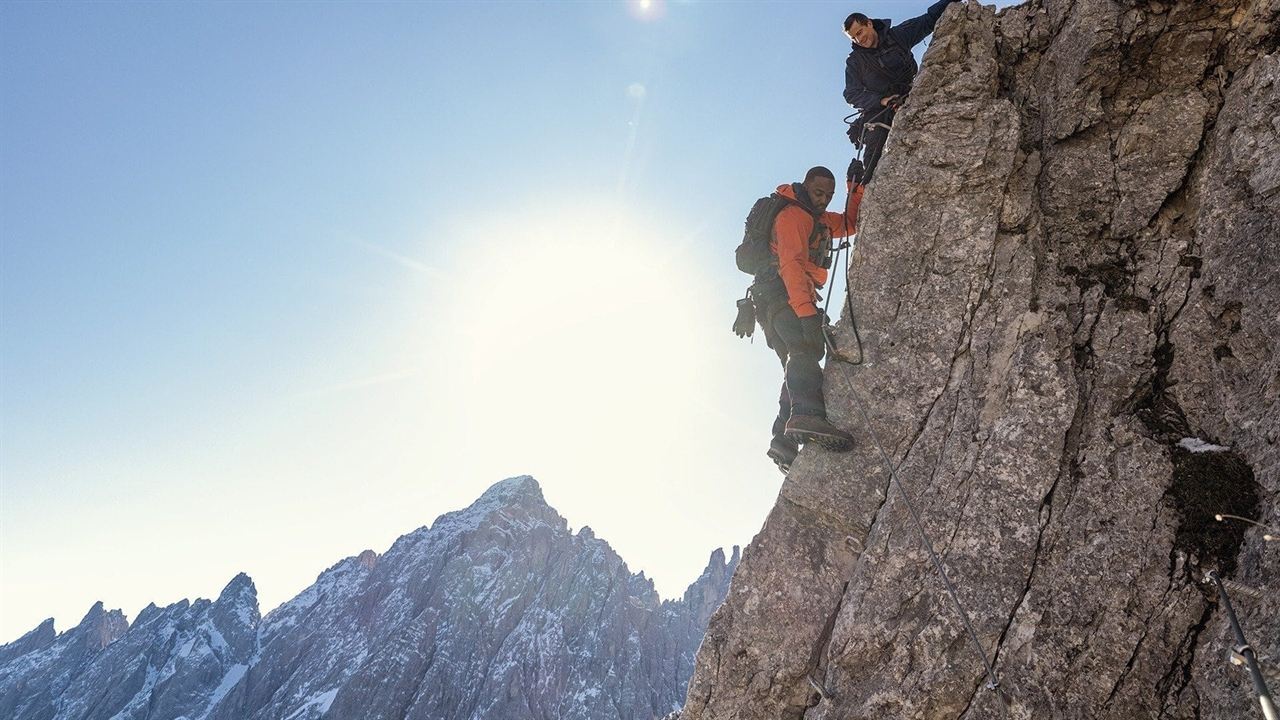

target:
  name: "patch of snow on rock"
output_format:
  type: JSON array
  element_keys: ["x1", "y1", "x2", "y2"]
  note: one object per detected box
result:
[{"x1": 1179, "y1": 437, "x2": 1231, "y2": 453}]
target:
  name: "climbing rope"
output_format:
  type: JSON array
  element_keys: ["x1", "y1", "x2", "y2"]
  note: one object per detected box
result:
[
  {"x1": 821, "y1": 231, "x2": 864, "y2": 366},
  {"x1": 819, "y1": 149, "x2": 867, "y2": 365},
  {"x1": 820, "y1": 98, "x2": 907, "y2": 364}
]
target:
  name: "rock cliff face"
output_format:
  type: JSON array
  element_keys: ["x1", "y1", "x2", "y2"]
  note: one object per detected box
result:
[
  {"x1": 0, "y1": 476, "x2": 737, "y2": 720},
  {"x1": 684, "y1": 1, "x2": 1278, "y2": 719}
]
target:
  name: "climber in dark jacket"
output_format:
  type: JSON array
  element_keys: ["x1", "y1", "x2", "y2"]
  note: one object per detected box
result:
[{"x1": 842, "y1": 0, "x2": 961, "y2": 184}]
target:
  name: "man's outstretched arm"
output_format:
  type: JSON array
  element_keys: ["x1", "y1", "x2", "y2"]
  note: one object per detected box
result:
[
  {"x1": 894, "y1": 0, "x2": 961, "y2": 50},
  {"x1": 821, "y1": 184, "x2": 866, "y2": 239}
]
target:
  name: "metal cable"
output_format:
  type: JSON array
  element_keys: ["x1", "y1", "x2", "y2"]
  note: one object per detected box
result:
[
  {"x1": 830, "y1": 360, "x2": 1009, "y2": 708},
  {"x1": 1208, "y1": 572, "x2": 1278, "y2": 720},
  {"x1": 821, "y1": 152, "x2": 865, "y2": 365},
  {"x1": 822, "y1": 238, "x2": 1008, "y2": 709},
  {"x1": 798, "y1": 98, "x2": 1006, "y2": 710}
]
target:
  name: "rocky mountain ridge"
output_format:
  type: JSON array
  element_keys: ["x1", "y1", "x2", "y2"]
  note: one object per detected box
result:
[{"x1": 1, "y1": 476, "x2": 737, "y2": 720}]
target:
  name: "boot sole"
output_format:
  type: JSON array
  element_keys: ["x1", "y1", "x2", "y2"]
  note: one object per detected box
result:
[
  {"x1": 767, "y1": 449, "x2": 796, "y2": 474},
  {"x1": 785, "y1": 429, "x2": 855, "y2": 453}
]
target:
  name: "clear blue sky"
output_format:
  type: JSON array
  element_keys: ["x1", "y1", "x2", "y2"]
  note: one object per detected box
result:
[{"x1": 1, "y1": 0, "x2": 1002, "y2": 642}]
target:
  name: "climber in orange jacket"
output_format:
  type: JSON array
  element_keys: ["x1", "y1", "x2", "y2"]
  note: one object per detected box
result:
[{"x1": 754, "y1": 166, "x2": 865, "y2": 472}]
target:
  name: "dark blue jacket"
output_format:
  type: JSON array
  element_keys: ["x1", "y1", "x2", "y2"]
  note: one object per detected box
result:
[{"x1": 843, "y1": 0, "x2": 959, "y2": 110}]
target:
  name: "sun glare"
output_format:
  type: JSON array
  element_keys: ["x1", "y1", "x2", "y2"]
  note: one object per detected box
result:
[
  {"x1": 416, "y1": 200, "x2": 715, "y2": 487},
  {"x1": 629, "y1": 0, "x2": 665, "y2": 21}
]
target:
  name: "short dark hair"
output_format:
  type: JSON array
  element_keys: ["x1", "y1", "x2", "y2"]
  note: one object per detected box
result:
[
  {"x1": 843, "y1": 12, "x2": 869, "y2": 32},
  {"x1": 804, "y1": 166, "x2": 835, "y2": 183}
]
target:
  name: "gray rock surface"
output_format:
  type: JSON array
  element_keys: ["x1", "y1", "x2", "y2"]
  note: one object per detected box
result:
[
  {"x1": 0, "y1": 603, "x2": 129, "y2": 720},
  {"x1": 0, "y1": 476, "x2": 736, "y2": 720},
  {"x1": 683, "y1": 2, "x2": 1278, "y2": 719},
  {"x1": 58, "y1": 574, "x2": 261, "y2": 720}
]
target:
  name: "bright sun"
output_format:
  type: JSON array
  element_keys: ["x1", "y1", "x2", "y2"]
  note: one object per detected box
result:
[
  {"x1": 421, "y1": 200, "x2": 712, "y2": 471},
  {"x1": 630, "y1": 0, "x2": 663, "y2": 21}
]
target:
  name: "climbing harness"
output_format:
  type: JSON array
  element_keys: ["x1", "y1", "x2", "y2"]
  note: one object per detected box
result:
[
  {"x1": 1205, "y1": 571, "x2": 1277, "y2": 720},
  {"x1": 844, "y1": 102, "x2": 898, "y2": 149}
]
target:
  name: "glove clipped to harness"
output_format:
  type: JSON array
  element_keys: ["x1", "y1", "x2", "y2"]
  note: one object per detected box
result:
[{"x1": 732, "y1": 295, "x2": 756, "y2": 339}]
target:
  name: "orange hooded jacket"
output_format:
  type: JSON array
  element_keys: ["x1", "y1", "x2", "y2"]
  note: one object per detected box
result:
[{"x1": 769, "y1": 182, "x2": 865, "y2": 318}]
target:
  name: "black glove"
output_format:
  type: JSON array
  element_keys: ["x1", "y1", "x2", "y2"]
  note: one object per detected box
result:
[
  {"x1": 732, "y1": 297, "x2": 756, "y2": 339},
  {"x1": 799, "y1": 313, "x2": 826, "y2": 352},
  {"x1": 846, "y1": 158, "x2": 865, "y2": 186}
]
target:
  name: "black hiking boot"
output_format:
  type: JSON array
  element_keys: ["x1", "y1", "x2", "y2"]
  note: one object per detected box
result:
[
  {"x1": 767, "y1": 436, "x2": 799, "y2": 474},
  {"x1": 785, "y1": 415, "x2": 855, "y2": 452}
]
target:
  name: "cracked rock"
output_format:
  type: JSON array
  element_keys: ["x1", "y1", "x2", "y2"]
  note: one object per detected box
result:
[{"x1": 682, "y1": 2, "x2": 1278, "y2": 719}]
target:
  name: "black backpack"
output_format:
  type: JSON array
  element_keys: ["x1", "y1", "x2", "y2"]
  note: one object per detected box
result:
[
  {"x1": 731, "y1": 191, "x2": 824, "y2": 339},
  {"x1": 734, "y1": 193, "x2": 795, "y2": 276}
]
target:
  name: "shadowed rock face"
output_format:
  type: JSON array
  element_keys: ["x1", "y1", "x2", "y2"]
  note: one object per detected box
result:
[
  {"x1": 683, "y1": 2, "x2": 1278, "y2": 719},
  {"x1": 0, "y1": 476, "x2": 737, "y2": 720}
]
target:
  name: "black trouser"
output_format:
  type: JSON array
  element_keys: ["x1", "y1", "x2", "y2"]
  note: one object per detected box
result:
[
  {"x1": 759, "y1": 302, "x2": 827, "y2": 441},
  {"x1": 849, "y1": 107, "x2": 895, "y2": 185},
  {"x1": 860, "y1": 121, "x2": 891, "y2": 184}
]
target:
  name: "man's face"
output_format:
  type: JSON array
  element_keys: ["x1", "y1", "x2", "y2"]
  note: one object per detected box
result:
[
  {"x1": 846, "y1": 19, "x2": 878, "y2": 48},
  {"x1": 805, "y1": 177, "x2": 836, "y2": 211}
]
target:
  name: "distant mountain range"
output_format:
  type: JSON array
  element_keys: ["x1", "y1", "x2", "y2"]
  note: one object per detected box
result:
[{"x1": 0, "y1": 476, "x2": 737, "y2": 720}]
